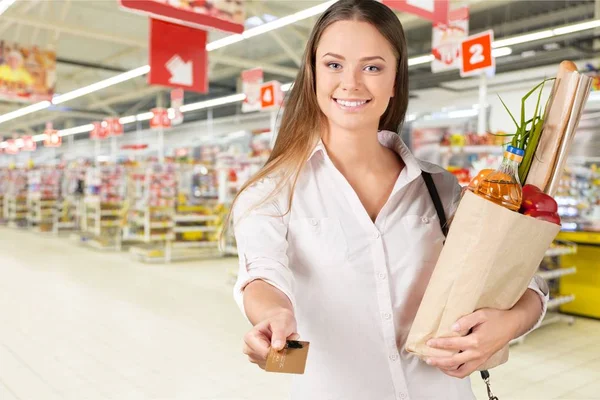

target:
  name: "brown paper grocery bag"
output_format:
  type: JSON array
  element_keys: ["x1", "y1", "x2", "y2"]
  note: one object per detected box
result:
[{"x1": 405, "y1": 191, "x2": 560, "y2": 369}]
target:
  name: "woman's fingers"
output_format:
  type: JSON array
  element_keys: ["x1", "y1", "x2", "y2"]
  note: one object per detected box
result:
[{"x1": 427, "y1": 350, "x2": 475, "y2": 370}]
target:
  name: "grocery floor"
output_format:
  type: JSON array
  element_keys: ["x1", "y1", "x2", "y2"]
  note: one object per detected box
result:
[{"x1": 1, "y1": 227, "x2": 599, "y2": 400}]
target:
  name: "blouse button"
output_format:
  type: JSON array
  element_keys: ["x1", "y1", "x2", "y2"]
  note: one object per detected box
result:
[
  {"x1": 421, "y1": 217, "x2": 429, "y2": 224},
  {"x1": 309, "y1": 218, "x2": 318, "y2": 226},
  {"x1": 378, "y1": 272, "x2": 386, "y2": 280},
  {"x1": 389, "y1": 354, "x2": 398, "y2": 361}
]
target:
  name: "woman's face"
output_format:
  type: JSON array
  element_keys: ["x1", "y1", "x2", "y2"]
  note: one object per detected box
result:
[{"x1": 315, "y1": 20, "x2": 397, "y2": 134}]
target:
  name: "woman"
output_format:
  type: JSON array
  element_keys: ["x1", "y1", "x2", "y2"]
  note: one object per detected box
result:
[{"x1": 231, "y1": 1, "x2": 548, "y2": 399}]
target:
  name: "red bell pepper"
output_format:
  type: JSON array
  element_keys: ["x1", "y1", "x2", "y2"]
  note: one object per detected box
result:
[{"x1": 520, "y1": 184, "x2": 561, "y2": 225}]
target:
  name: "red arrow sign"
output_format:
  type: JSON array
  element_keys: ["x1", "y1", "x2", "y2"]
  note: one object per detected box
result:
[{"x1": 148, "y1": 18, "x2": 208, "y2": 93}]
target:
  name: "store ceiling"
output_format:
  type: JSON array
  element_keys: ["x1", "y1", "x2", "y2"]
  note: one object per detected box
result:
[{"x1": 0, "y1": 0, "x2": 598, "y2": 136}]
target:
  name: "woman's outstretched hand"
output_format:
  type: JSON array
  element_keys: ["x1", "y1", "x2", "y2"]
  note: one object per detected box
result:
[{"x1": 243, "y1": 308, "x2": 299, "y2": 370}]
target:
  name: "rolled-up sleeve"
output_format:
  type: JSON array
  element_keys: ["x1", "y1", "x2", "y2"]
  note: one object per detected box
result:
[
  {"x1": 523, "y1": 275, "x2": 549, "y2": 334},
  {"x1": 232, "y1": 179, "x2": 295, "y2": 322}
]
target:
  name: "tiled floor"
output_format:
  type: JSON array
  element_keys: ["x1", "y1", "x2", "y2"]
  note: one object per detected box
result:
[{"x1": 0, "y1": 227, "x2": 599, "y2": 400}]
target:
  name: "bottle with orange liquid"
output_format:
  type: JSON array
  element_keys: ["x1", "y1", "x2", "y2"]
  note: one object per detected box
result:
[{"x1": 473, "y1": 146, "x2": 524, "y2": 212}]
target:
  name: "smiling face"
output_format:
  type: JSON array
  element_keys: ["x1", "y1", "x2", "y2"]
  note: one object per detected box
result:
[{"x1": 315, "y1": 20, "x2": 398, "y2": 134}]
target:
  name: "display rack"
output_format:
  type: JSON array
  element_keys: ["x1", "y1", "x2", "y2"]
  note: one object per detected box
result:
[
  {"x1": 79, "y1": 165, "x2": 126, "y2": 250},
  {"x1": 27, "y1": 168, "x2": 61, "y2": 232},
  {"x1": 126, "y1": 164, "x2": 177, "y2": 261},
  {"x1": 0, "y1": 168, "x2": 8, "y2": 225},
  {"x1": 215, "y1": 153, "x2": 268, "y2": 255},
  {"x1": 4, "y1": 169, "x2": 29, "y2": 228},
  {"x1": 55, "y1": 165, "x2": 86, "y2": 234},
  {"x1": 512, "y1": 241, "x2": 578, "y2": 345}
]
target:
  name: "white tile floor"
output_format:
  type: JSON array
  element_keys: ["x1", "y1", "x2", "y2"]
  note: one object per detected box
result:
[{"x1": 1, "y1": 227, "x2": 599, "y2": 400}]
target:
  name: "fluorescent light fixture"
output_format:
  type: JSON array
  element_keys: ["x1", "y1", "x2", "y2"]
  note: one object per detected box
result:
[
  {"x1": 553, "y1": 19, "x2": 600, "y2": 35},
  {"x1": 281, "y1": 82, "x2": 294, "y2": 92},
  {"x1": 119, "y1": 115, "x2": 137, "y2": 124},
  {"x1": 492, "y1": 47, "x2": 513, "y2": 58},
  {"x1": 0, "y1": 0, "x2": 16, "y2": 16},
  {"x1": 136, "y1": 111, "x2": 154, "y2": 121},
  {"x1": 447, "y1": 109, "x2": 480, "y2": 119},
  {"x1": 406, "y1": 114, "x2": 416, "y2": 122},
  {"x1": 59, "y1": 124, "x2": 94, "y2": 137},
  {"x1": 492, "y1": 30, "x2": 554, "y2": 48},
  {"x1": 33, "y1": 134, "x2": 46, "y2": 142},
  {"x1": 52, "y1": 65, "x2": 150, "y2": 105},
  {"x1": 167, "y1": 108, "x2": 176, "y2": 119},
  {"x1": 0, "y1": 101, "x2": 51, "y2": 124},
  {"x1": 408, "y1": 54, "x2": 434, "y2": 67},
  {"x1": 180, "y1": 93, "x2": 246, "y2": 113},
  {"x1": 206, "y1": 35, "x2": 245, "y2": 51},
  {"x1": 207, "y1": 0, "x2": 336, "y2": 51}
]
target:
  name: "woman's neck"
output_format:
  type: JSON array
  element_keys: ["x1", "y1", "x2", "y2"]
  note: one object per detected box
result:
[{"x1": 322, "y1": 126, "x2": 391, "y2": 175}]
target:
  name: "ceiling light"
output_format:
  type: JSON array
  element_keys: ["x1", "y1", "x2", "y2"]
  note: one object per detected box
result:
[
  {"x1": 408, "y1": 54, "x2": 434, "y2": 67},
  {"x1": 553, "y1": 19, "x2": 600, "y2": 35},
  {"x1": 207, "y1": 1, "x2": 336, "y2": 51},
  {"x1": 0, "y1": 101, "x2": 51, "y2": 124},
  {"x1": 281, "y1": 82, "x2": 294, "y2": 92},
  {"x1": 33, "y1": 134, "x2": 46, "y2": 142},
  {"x1": 0, "y1": 0, "x2": 15, "y2": 16},
  {"x1": 180, "y1": 93, "x2": 246, "y2": 112},
  {"x1": 492, "y1": 30, "x2": 554, "y2": 48},
  {"x1": 492, "y1": 47, "x2": 513, "y2": 57},
  {"x1": 52, "y1": 65, "x2": 150, "y2": 105},
  {"x1": 136, "y1": 112, "x2": 154, "y2": 121},
  {"x1": 119, "y1": 115, "x2": 137, "y2": 125},
  {"x1": 59, "y1": 124, "x2": 94, "y2": 137}
]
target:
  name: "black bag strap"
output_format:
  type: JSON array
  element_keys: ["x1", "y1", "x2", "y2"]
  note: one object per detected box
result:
[
  {"x1": 421, "y1": 170, "x2": 498, "y2": 400},
  {"x1": 421, "y1": 171, "x2": 449, "y2": 237}
]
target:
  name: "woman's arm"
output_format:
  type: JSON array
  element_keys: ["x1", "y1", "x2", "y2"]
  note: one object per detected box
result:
[{"x1": 244, "y1": 280, "x2": 295, "y2": 326}]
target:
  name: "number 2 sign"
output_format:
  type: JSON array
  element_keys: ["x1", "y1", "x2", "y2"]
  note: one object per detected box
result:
[{"x1": 460, "y1": 30, "x2": 494, "y2": 77}]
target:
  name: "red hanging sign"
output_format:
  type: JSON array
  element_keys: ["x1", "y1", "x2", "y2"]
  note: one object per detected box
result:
[
  {"x1": 150, "y1": 107, "x2": 171, "y2": 130},
  {"x1": 5, "y1": 139, "x2": 19, "y2": 155},
  {"x1": 21, "y1": 135, "x2": 36, "y2": 152},
  {"x1": 104, "y1": 117, "x2": 124, "y2": 137},
  {"x1": 383, "y1": 0, "x2": 449, "y2": 25},
  {"x1": 460, "y1": 30, "x2": 494, "y2": 77},
  {"x1": 148, "y1": 18, "x2": 208, "y2": 93},
  {"x1": 170, "y1": 89, "x2": 184, "y2": 126},
  {"x1": 44, "y1": 130, "x2": 62, "y2": 148},
  {"x1": 260, "y1": 81, "x2": 283, "y2": 110},
  {"x1": 119, "y1": 0, "x2": 246, "y2": 34}
]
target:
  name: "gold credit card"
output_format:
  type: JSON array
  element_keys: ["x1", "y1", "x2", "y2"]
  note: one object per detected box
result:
[{"x1": 265, "y1": 340, "x2": 310, "y2": 374}]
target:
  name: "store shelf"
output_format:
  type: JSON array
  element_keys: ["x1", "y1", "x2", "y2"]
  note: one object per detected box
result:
[
  {"x1": 173, "y1": 214, "x2": 218, "y2": 222},
  {"x1": 129, "y1": 218, "x2": 174, "y2": 228},
  {"x1": 439, "y1": 145, "x2": 503, "y2": 155},
  {"x1": 171, "y1": 241, "x2": 219, "y2": 249},
  {"x1": 100, "y1": 221, "x2": 121, "y2": 227},
  {"x1": 545, "y1": 246, "x2": 578, "y2": 257},
  {"x1": 547, "y1": 295, "x2": 576, "y2": 309},
  {"x1": 125, "y1": 233, "x2": 175, "y2": 242},
  {"x1": 537, "y1": 267, "x2": 577, "y2": 280},
  {"x1": 173, "y1": 226, "x2": 217, "y2": 233},
  {"x1": 101, "y1": 210, "x2": 123, "y2": 217}
]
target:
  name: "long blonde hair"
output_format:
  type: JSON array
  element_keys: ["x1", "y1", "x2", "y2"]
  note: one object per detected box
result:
[{"x1": 224, "y1": 0, "x2": 409, "y2": 232}]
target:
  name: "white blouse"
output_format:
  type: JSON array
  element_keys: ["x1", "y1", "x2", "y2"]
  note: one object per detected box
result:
[{"x1": 233, "y1": 130, "x2": 548, "y2": 400}]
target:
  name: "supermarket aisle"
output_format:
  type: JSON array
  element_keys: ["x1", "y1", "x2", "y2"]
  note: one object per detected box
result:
[
  {"x1": 1, "y1": 227, "x2": 600, "y2": 400},
  {"x1": 0, "y1": 227, "x2": 291, "y2": 400}
]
